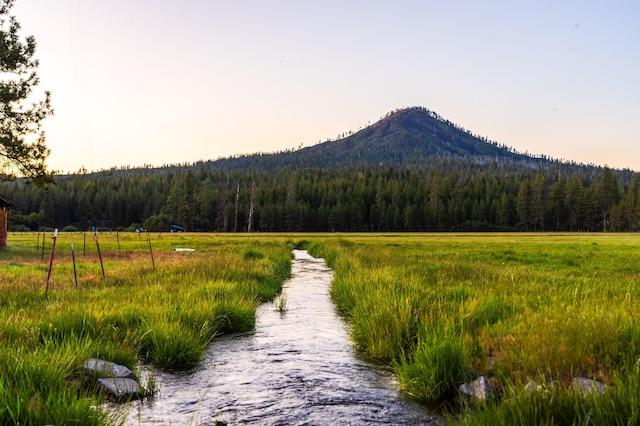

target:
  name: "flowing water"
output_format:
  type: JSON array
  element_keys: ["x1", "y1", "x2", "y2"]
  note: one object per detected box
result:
[{"x1": 120, "y1": 250, "x2": 442, "y2": 425}]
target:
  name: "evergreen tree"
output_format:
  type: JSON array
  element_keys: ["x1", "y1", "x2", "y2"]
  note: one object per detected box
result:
[
  {"x1": 516, "y1": 180, "x2": 535, "y2": 231},
  {"x1": 0, "y1": 0, "x2": 53, "y2": 185},
  {"x1": 566, "y1": 176, "x2": 585, "y2": 231},
  {"x1": 3, "y1": 155, "x2": 640, "y2": 233},
  {"x1": 497, "y1": 193, "x2": 512, "y2": 229},
  {"x1": 163, "y1": 173, "x2": 182, "y2": 225},
  {"x1": 595, "y1": 167, "x2": 621, "y2": 231},
  {"x1": 549, "y1": 176, "x2": 567, "y2": 231},
  {"x1": 532, "y1": 175, "x2": 548, "y2": 231},
  {"x1": 178, "y1": 170, "x2": 196, "y2": 231}
]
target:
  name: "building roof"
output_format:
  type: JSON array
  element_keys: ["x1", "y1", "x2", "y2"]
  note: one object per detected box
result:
[{"x1": 0, "y1": 195, "x2": 12, "y2": 208}]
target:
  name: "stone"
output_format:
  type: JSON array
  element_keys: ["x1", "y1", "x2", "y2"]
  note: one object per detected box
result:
[
  {"x1": 571, "y1": 377, "x2": 606, "y2": 395},
  {"x1": 81, "y1": 359, "x2": 147, "y2": 401},
  {"x1": 83, "y1": 358, "x2": 134, "y2": 379},
  {"x1": 459, "y1": 376, "x2": 493, "y2": 402},
  {"x1": 97, "y1": 377, "x2": 143, "y2": 400}
]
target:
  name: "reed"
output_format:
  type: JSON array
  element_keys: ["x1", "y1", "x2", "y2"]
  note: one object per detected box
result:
[{"x1": 275, "y1": 294, "x2": 288, "y2": 313}]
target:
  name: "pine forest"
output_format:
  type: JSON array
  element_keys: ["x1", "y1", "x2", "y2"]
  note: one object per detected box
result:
[{"x1": 3, "y1": 161, "x2": 639, "y2": 233}]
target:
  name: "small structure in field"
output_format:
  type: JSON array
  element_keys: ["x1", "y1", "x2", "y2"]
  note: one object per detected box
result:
[
  {"x1": 170, "y1": 224, "x2": 184, "y2": 232},
  {"x1": 0, "y1": 196, "x2": 11, "y2": 249}
]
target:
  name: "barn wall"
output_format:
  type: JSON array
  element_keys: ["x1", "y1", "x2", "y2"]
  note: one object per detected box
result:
[{"x1": 0, "y1": 207, "x2": 7, "y2": 249}]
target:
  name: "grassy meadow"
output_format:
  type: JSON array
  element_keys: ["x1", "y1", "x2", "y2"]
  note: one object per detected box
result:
[
  {"x1": 0, "y1": 231, "x2": 292, "y2": 425},
  {"x1": 305, "y1": 233, "x2": 640, "y2": 424},
  {"x1": 2, "y1": 231, "x2": 640, "y2": 424}
]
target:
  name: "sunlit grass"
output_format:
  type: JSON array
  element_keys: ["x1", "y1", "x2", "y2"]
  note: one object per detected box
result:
[
  {"x1": 0, "y1": 232, "x2": 292, "y2": 425},
  {"x1": 307, "y1": 233, "x2": 640, "y2": 424},
  {"x1": 6, "y1": 230, "x2": 640, "y2": 424}
]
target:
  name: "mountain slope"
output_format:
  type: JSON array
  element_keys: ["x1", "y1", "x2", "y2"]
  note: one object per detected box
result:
[{"x1": 204, "y1": 107, "x2": 534, "y2": 171}]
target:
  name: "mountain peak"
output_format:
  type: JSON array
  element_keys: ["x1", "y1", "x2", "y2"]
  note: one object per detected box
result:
[
  {"x1": 299, "y1": 106, "x2": 525, "y2": 166},
  {"x1": 207, "y1": 106, "x2": 535, "y2": 171}
]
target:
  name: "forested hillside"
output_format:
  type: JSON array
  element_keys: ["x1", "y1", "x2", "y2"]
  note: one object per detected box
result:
[
  {"x1": 2, "y1": 107, "x2": 639, "y2": 233},
  {"x1": 2, "y1": 162, "x2": 638, "y2": 233},
  {"x1": 198, "y1": 107, "x2": 541, "y2": 171}
]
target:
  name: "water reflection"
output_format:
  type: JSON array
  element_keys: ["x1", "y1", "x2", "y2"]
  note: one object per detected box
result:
[{"x1": 122, "y1": 250, "x2": 441, "y2": 425}]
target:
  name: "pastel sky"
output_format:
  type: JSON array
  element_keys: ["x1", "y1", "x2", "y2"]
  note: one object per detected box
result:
[{"x1": 12, "y1": 0, "x2": 640, "y2": 173}]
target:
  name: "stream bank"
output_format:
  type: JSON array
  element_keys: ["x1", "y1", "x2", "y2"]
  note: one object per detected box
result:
[{"x1": 118, "y1": 250, "x2": 441, "y2": 425}]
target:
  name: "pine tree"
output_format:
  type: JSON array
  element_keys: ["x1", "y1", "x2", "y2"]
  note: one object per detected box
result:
[
  {"x1": 595, "y1": 167, "x2": 621, "y2": 232},
  {"x1": 178, "y1": 170, "x2": 196, "y2": 231},
  {"x1": 549, "y1": 176, "x2": 567, "y2": 231},
  {"x1": 0, "y1": 0, "x2": 53, "y2": 185},
  {"x1": 516, "y1": 180, "x2": 535, "y2": 231},
  {"x1": 566, "y1": 176, "x2": 585, "y2": 232}
]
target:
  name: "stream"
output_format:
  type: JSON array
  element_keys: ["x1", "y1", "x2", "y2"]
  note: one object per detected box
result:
[{"x1": 120, "y1": 250, "x2": 441, "y2": 425}]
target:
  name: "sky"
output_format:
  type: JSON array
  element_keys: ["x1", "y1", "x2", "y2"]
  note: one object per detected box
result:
[{"x1": 10, "y1": 0, "x2": 640, "y2": 173}]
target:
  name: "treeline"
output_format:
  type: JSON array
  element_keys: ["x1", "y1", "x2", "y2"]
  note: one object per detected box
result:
[{"x1": 2, "y1": 161, "x2": 639, "y2": 233}]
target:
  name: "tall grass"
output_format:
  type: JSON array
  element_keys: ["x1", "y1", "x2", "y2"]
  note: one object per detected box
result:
[
  {"x1": 308, "y1": 233, "x2": 640, "y2": 424},
  {"x1": 396, "y1": 325, "x2": 466, "y2": 401},
  {"x1": 8, "y1": 231, "x2": 640, "y2": 424},
  {"x1": 0, "y1": 232, "x2": 292, "y2": 425}
]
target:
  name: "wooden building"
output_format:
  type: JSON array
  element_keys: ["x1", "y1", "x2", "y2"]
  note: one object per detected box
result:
[{"x1": 0, "y1": 196, "x2": 11, "y2": 249}]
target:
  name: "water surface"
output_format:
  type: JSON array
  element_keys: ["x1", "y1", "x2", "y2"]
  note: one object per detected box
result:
[{"x1": 123, "y1": 250, "x2": 441, "y2": 425}]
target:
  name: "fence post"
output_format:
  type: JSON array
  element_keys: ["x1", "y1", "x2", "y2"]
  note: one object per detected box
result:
[
  {"x1": 93, "y1": 227, "x2": 105, "y2": 278},
  {"x1": 146, "y1": 230, "x2": 155, "y2": 270},
  {"x1": 71, "y1": 242, "x2": 78, "y2": 289},
  {"x1": 45, "y1": 229, "x2": 58, "y2": 294}
]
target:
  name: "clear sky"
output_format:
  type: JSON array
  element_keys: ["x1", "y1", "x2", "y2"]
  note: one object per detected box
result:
[{"x1": 11, "y1": 0, "x2": 640, "y2": 173}]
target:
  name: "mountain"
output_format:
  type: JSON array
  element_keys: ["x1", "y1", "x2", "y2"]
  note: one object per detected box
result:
[
  {"x1": 6, "y1": 106, "x2": 637, "y2": 233},
  {"x1": 201, "y1": 106, "x2": 538, "y2": 172}
]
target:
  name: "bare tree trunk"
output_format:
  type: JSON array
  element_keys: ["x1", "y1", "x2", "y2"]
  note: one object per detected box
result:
[
  {"x1": 234, "y1": 181, "x2": 240, "y2": 232},
  {"x1": 247, "y1": 181, "x2": 255, "y2": 232}
]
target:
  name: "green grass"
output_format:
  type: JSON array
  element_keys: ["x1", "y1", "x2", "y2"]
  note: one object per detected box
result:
[
  {"x1": 0, "y1": 232, "x2": 292, "y2": 425},
  {"x1": 5, "y1": 231, "x2": 640, "y2": 424},
  {"x1": 306, "y1": 233, "x2": 640, "y2": 424}
]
